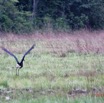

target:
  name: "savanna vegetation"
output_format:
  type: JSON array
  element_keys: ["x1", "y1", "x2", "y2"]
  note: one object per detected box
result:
[
  {"x1": 0, "y1": 0, "x2": 104, "y2": 103},
  {"x1": 0, "y1": 31, "x2": 104, "y2": 102}
]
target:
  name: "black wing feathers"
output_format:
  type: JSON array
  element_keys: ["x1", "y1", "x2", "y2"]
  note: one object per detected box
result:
[
  {"x1": 24, "y1": 44, "x2": 35, "y2": 56},
  {"x1": 2, "y1": 47, "x2": 19, "y2": 63},
  {"x1": 20, "y1": 44, "x2": 35, "y2": 63},
  {"x1": 2, "y1": 44, "x2": 35, "y2": 64}
]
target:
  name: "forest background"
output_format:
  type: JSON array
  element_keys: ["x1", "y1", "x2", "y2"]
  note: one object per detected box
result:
[{"x1": 0, "y1": 0, "x2": 104, "y2": 34}]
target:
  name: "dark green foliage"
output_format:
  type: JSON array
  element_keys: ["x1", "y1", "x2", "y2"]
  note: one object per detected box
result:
[
  {"x1": 16, "y1": 0, "x2": 33, "y2": 11},
  {"x1": 36, "y1": 0, "x2": 104, "y2": 30},
  {"x1": 0, "y1": 0, "x2": 33, "y2": 33},
  {"x1": 0, "y1": 0, "x2": 17, "y2": 32},
  {"x1": 0, "y1": 0, "x2": 104, "y2": 33},
  {"x1": 12, "y1": 12, "x2": 33, "y2": 33}
]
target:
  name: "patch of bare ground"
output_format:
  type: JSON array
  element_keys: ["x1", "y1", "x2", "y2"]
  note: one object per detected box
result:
[
  {"x1": 0, "y1": 87, "x2": 104, "y2": 100},
  {"x1": 68, "y1": 87, "x2": 104, "y2": 97},
  {"x1": 63, "y1": 69, "x2": 104, "y2": 78}
]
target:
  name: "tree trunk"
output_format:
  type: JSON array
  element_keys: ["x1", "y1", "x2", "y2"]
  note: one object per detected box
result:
[
  {"x1": 32, "y1": 0, "x2": 39, "y2": 19},
  {"x1": 33, "y1": 0, "x2": 36, "y2": 18}
]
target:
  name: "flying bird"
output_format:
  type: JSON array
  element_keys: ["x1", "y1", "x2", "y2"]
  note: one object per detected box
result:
[{"x1": 2, "y1": 44, "x2": 35, "y2": 75}]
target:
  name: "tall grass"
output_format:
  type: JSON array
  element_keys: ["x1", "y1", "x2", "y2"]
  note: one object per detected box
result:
[{"x1": 0, "y1": 30, "x2": 104, "y2": 102}]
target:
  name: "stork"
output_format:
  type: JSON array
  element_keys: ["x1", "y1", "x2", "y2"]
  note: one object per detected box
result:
[{"x1": 2, "y1": 44, "x2": 35, "y2": 75}]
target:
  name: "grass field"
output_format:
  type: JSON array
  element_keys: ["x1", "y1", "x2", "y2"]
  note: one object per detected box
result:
[{"x1": 0, "y1": 31, "x2": 104, "y2": 102}]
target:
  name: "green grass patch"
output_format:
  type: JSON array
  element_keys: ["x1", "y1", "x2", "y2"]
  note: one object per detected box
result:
[{"x1": 0, "y1": 36, "x2": 104, "y2": 102}]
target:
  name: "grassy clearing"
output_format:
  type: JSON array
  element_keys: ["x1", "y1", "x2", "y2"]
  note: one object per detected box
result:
[
  {"x1": 0, "y1": 53, "x2": 104, "y2": 90},
  {"x1": 0, "y1": 31, "x2": 104, "y2": 102}
]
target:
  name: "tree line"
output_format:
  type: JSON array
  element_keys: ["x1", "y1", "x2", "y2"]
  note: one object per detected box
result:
[{"x1": 0, "y1": 0, "x2": 104, "y2": 33}]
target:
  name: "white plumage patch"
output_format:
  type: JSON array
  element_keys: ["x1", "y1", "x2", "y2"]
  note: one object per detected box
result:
[{"x1": 16, "y1": 64, "x2": 21, "y2": 68}]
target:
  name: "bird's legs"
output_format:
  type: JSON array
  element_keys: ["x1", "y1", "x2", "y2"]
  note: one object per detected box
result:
[
  {"x1": 16, "y1": 64, "x2": 21, "y2": 76},
  {"x1": 16, "y1": 68, "x2": 20, "y2": 76}
]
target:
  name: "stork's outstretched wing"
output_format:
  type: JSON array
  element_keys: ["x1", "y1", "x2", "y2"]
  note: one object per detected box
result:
[
  {"x1": 20, "y1": 44, "x2": 35, "y2": 63},
  {"x1": 2, "y1": 47, "x2": 19, "y2": 64}
]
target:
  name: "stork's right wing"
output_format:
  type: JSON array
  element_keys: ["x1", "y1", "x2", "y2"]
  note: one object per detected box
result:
[
  {"x1": 2, "y1": 47, "x2": 19, "y2": 63},
  {"x1": 20, "y1": 44, "x2": 35, "y2": 63}
]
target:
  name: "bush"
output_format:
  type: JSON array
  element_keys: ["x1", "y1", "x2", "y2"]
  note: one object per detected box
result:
[
  {"x1": 53, "y1": 17, "x2": 70, "y2": 31},
  {"x1": 12, "y1": 15, "x2": 33, "y2": 34},
  {"x1": 0, "y1": 15, "x2": 13, "y2": 32}
]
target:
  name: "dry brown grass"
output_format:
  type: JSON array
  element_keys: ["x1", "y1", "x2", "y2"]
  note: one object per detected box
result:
[{"x1": 0, "y1": 30, "x2": 104, "y2": 56}]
